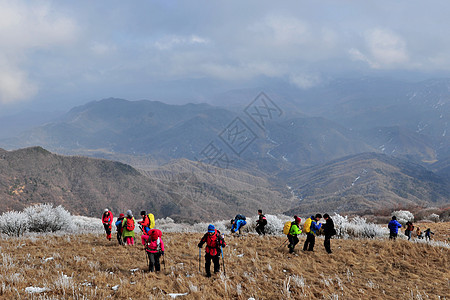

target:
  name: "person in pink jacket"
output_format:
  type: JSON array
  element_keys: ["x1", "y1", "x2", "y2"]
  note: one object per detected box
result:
[{"x1": 141, "y1": 229, "x2": 164, "y2": 272}]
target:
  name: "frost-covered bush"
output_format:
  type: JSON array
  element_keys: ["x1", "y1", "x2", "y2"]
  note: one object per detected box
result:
[
  {"x1": 391, "y1": 210, "x2": 414, "y2": 225},
  {"x1": 333, "y1": 214, "x2": 387, "y2": 239},
  {"x1": 24, "y1": 204, "x2": 74, "y2": 233},
  {"x1": 426, "y1": 213, "x2": 440, "y2": 223},
  {"x1": 71, "y1": 216, "x2": 104, "y2": 233},
  {"x1": 0, "y1": 210, "x2": 28, "y2": 237}
]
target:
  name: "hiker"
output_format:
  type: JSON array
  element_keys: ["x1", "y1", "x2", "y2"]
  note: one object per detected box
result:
[
  {"x1": 322, "y1": 213, "x2": 336, "y2": 254},
  {"x1": 405, "y1": 221, "x2": 414, "y2": 241},
  {"x1": 424, "y1": 228, "x2": 434, "y2": 241},
  {"x1": 255, "y1": 209, "x2": 267, "y2": 236},
  {"x1": 122, "y1": 210, "x2": 136, "y2": 245},
  {"x1": 115, "y1": 213, "x2": 125, "y2": 245},
  {"x1": 138, "y1": 210, "x2": 155, "y2": 235},
  {"x1": 303, "y1": 214, "x2": 322, "y2": 252},
  {"x1": 388, "y1": 216, "x2": 402, "y2": 240},
  {"x1": 231, "y1": 214, "x2": 247, "y2": 235},
  {"x1": 287, "y1": 216, "x2": 302, "y2": 253},
  {"x1": 198, "y1": 224, "x2": 226, "y2": 277},
  {"x1": 102, "y1": 208, "x2": 114, "y2": 241},
  {"x1": 416, "y1": 226, "x2": 423, "y2": 239},
  {"x1": 141, "y1": 229, "x2": 164, "y2": 272}
]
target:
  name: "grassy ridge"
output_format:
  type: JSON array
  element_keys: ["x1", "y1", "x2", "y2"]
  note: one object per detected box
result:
[{"x1": 1, "y1": 224, "x2": 449, "y2": 299}]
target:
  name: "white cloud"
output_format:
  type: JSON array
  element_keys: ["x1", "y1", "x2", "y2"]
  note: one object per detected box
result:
[
  {"x1": 154, "y1": 35, "x2": 209, "y2": 51},
  {"x1": 289, "y1": 73, "x2": 322, "y2": 89},
  {"x1": 0, "y1": 0, "x2": 78, "y2": 104},
  {"x1": 0, "y1": 58, "x2": 37, "y2": 104},
  {"x1": 349, "y1": 28, "x2": 409, "y2": 69}
]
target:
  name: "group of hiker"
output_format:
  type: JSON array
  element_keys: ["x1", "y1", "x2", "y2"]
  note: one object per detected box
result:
[
  {"x1": 283, "y1": 213, "x2": 336, "y2": 254},
  {"x1": 102, "y1": 209, "x2": 435, "y2": 277},
  {"x1": 387, "y1": 216, "x2": 435, "y2": 241}
]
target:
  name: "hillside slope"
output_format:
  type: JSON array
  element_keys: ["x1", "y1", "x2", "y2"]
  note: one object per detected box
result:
[
  {"x1": 282, "y1": 152, "x2": 449, "y2": 216},
  {"x1": 0, "y1": 230, "x2": 448, "y2": 299},
  {"x1": 0, "y1": 147, "x2": 291, "y2": 222}
]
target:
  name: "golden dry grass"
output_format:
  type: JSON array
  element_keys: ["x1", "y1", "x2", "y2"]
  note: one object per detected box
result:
[{"x1": 1, "y1": 226, "x2": 449, "y2": 299}]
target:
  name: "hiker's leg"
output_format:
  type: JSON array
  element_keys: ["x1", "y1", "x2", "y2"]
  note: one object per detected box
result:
[
  {"x1": 293, "y1": 236, "x2": 299, "y2": 248},
  {"x1": 303, "y1": 236, "x2": 309, "y2": 251},
  {"x1": 307, "y1": 234, "x2": 315, "y2": 251},
  {"x1": 154, "y1": 253, "x2": 161, "y2": 272},
  {"x1": 131, "y1": 237, "x2": 135, "y2": 245},
  {"x1": 205, "y1": 254, "x2": 212, "y2": 276},
  {"x1": 256, "y1": 225, "x2": 261, "y2": 235},
  {"x1": 324, "y1": 235, "x2": 332, "y2": 253},
  {"x1": 261, "y1": 225, "x2": 266, "y2": 235},
  {"x1": 149, "y1": 253, "x2": 155, "y2": 272},
  {"x1": 213, "y1": 255, "x2": 220, "y2": 273}
]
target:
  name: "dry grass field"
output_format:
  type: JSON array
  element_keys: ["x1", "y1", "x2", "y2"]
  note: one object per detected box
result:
[{"x1": 1, "y1": 223, "x2": 449, "y2": 299}]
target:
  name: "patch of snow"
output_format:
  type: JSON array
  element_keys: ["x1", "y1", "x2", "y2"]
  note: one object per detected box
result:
[
  {"x1": 168, "y1": 292, "x2": 189, "y2": 298},
  {"x1": 43, "y1": 257, "x2": 54, "y2": 262},
  {"x1": 282, "y1": 155, "x2": 288, "y2": 162},
  {"x1": 352, "y1": 176, "x2": 360, "y2": 186},
  {"x1": 25, "y1": 286, "x2": 50, "y2": 293},
  {"x1": 237, "y1": 253, "x2": 244, "y2": 257},
  {"x1": 130, "y1": 268, "x2": 139, "y2": 272},
  {"x1": 112, "y1": 285, "x2": 119, "y2": 291}
]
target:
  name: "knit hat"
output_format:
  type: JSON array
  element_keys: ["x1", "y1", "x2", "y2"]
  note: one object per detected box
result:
[
  {"x1": 208, "y1": 224, "x2": 215, "y2": 232},
  {"x1": 315, "y1": 214, "x2": 322, "y2": 219},
  {"x1": 126, "y1": 210, "x2": 132, "y2": 217},
  {"x1": 294, "y1": 216, "x2": 301, "y2": 224},
  {"x1": 119, "y1": 213, "x2": 125, "y2": 218},
  {"x1": 140, "y1": 210, "x2": 146, "y2": 216},
  {"x1": 104, "y1": 208, "x2": 109, "y2": 213}
]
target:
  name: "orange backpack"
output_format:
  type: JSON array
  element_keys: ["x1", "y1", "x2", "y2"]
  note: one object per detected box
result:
[{"x1": 126, "y1": 217, "x2": 135, "y2": 231}]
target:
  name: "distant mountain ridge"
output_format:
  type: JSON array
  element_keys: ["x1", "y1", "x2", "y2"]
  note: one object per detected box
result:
[
  {"x1": 282, "y1": 152, "x2": 449, "y2": 216},
  {"x1": 0, "y1": 146, "x2": 291, "y2": 222}
]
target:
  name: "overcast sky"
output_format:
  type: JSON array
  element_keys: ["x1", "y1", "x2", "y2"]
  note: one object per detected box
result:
[{"x1": 1, "y1": 0, "x2": 449, "y2": 113}]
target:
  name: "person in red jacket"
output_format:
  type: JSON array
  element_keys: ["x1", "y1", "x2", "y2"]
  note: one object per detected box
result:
[
  {"x1": 141, "y1": 229, "x2": 164, "y2": 272},
  {"x1": 198, "y1": 224, "x2": 226, "y2": 277},
  {"x1": 102, "y1": 208, "x2": 113, "y2": 241}
]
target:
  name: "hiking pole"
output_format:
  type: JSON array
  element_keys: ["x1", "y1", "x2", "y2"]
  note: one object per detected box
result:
[
  {"x1": 221, "y1": 245, "x2": 226, "y2": 276},
  {"x1": 278, "y1": 239, "x2": 288, "y2": 249},
  {"x1": 198, "y1": 248, "x2": 202, "y2": 272},
  {"x1": 162, "y1": 253, "x2": 166, "y2": 271}
]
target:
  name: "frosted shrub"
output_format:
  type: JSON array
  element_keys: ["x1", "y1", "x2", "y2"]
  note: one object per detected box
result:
[
  {"x1": 0, "y1": 210, "x2": 28, "y2": 237},
  {"x1": 391, "y1": 210, "x2": 414, "y2": 224},
  {"x1": 71, "y1": 216, "x2": 103, "y2": 233},
  {"x1": 24, "y1": 204, "x2": 74, "y2": 233},
  {"x1": 426, "y1": 213, "x2": 439, "y2": 223},
  {"x1": 264, "y1": 214, "x2": 291, "y2": 235},
  {"x1": 333, "y1": 214, "x2": 387, "y2": 239}
]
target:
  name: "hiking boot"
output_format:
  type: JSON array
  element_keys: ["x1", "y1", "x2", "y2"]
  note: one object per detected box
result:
[{"x1": 206, "y1": 273, "x2": 211, "y2": 278}]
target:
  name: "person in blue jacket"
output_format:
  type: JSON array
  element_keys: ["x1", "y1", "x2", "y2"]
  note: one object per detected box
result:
[
  {"x1": 231, "y1": 214, "x2": 247, "y2": 235},
  {"x1": 303, "y1": 214, "x2": 322, "y2": 252},
  {"x1": 388, "y1": 216, "x2": 402, "y2": 240}
]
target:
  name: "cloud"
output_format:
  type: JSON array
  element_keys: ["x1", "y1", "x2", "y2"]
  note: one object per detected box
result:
[
  {"x1": 289, "y1": 73, "x2": 322, "y2": 89},
  {"x1": 0, "y1": 58, "x2": 37, "y2": 104},
  {"x1": 349, "y1": 28, "x2": 409, "y2": 69},
  {"x1": 0, "y1": 1, "x2": 78, "y2": 104},
  {"x1": 154, "y1": 35, "x2": 209, "y2": 50}
]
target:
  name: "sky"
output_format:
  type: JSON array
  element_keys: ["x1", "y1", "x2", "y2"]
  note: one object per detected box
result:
[{"x1": 1, "y1": 0, "x2": 449, "y2": 114}]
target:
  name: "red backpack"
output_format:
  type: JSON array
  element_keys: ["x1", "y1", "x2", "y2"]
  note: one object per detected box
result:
[{"x1": 126, "y1": 217, "x2": 135, "y2": 231}]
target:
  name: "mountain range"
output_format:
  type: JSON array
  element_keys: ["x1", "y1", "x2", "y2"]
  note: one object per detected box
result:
[{"x1": 0, "y1": 76, "x2": 449, "y2": 217}]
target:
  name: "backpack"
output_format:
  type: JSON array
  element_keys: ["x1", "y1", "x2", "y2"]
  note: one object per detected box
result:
[
  {"x1": 236, "y1": 214, "x2": 246, "y2": 221},
  {"x1": 147, "y1": 213, "x2": 155, "y2": 229},
  {"x1": 149, "y1": 228, "x2": 162, "y2": 240},
  {"x1": 303, "y1": 218, "x2": 312, "y2": 234},
  {"x1": 126, "y1": 217, "x2": 135, "y2": 231},
  {"x1": 283, "y1": 221, "x2": 293, "y2": 235}
]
